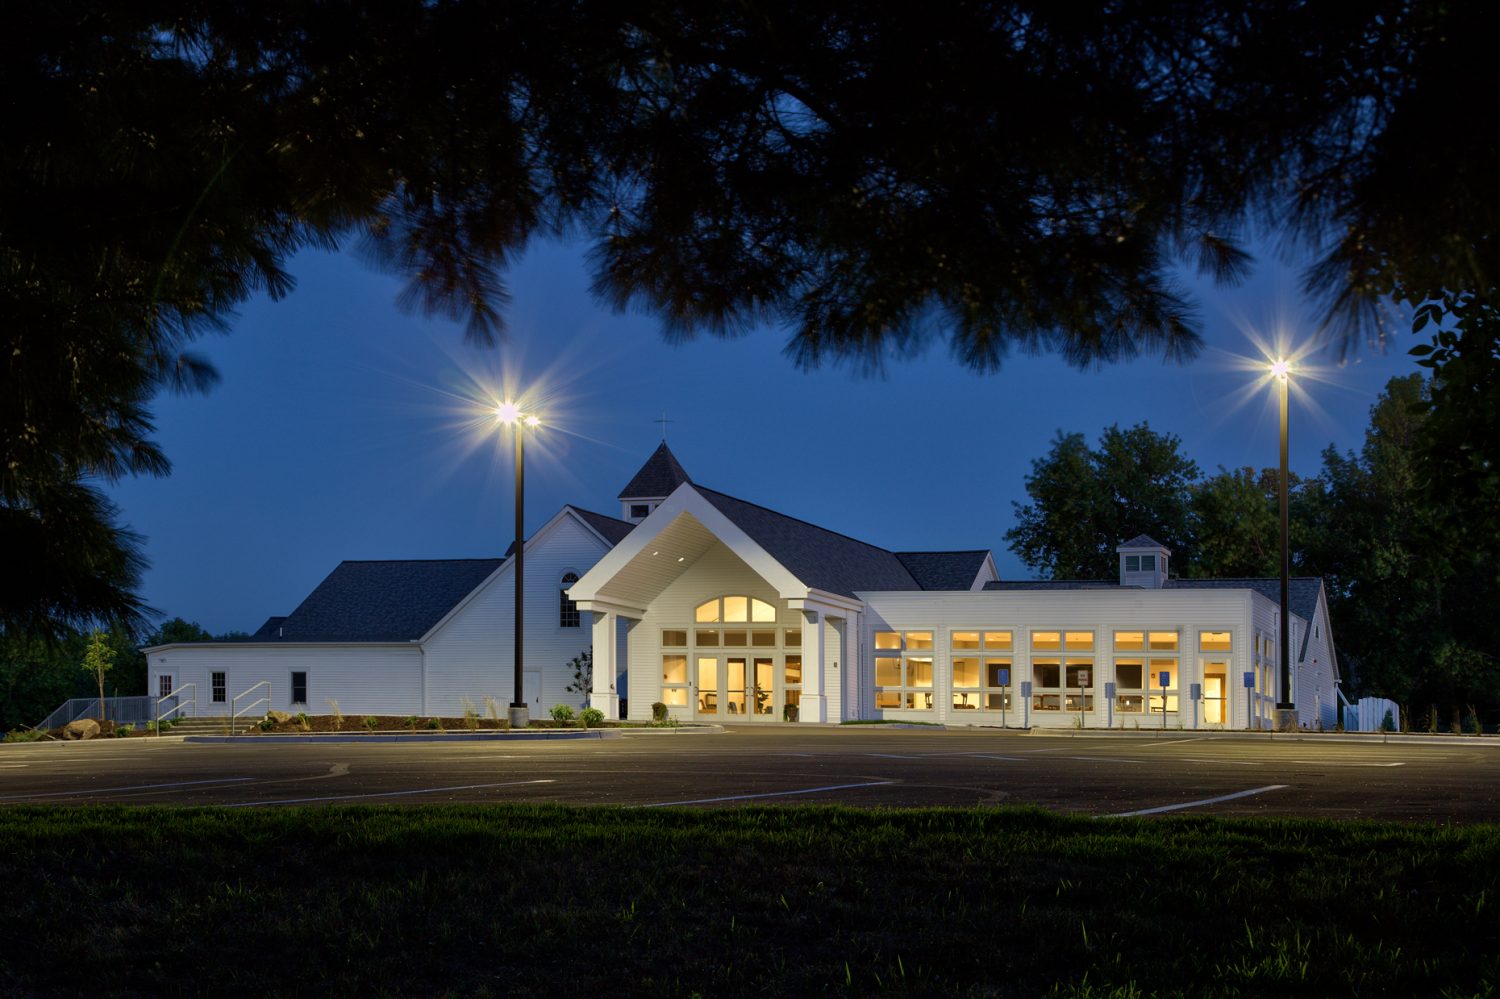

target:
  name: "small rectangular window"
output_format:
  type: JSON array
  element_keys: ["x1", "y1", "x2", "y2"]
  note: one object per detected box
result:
[
  {"x1": 1032, "y1": 661, "x2": 1061, "y2": 687},
  {"x1": 874, "y1": 631, "x2": 901, "y2": 650},
  {"x1": 1200, "y1": 631, "x2": 1233, "y2": 652},
  {"x1": 661, "y1": 630, "x2": 687, "y2": 648},
  {"x1": 983, "y1": 631, "x2": 1012, "y2": 651},
  {"x1": 1140, "y1": 554, "x2": 1156, "y2": 571},
  {"x1": 1125, "y1": 555, "x2": 1141, "y2": 572},
  {"x1": 722, "y1": 630, "x2": 748, "y2": 647},
  {"x1": 1064, "y1": 631, "x2": 1094, "y2": 652},
  {"x1": 291, "y1": 671, "x2": 308, "y2": 704},
  {"x1": 1114, "y1": 631, "x2": 1145, "y2": 651},
  {"x1": 630, "y1": 504, "x2": 650, "y2": 518},
  {"x1": 952, "y1": 657, "x2": 980, "y2": 687},
  {"x1": 211, "y1": 672, "x2": 226, "y2": 703},
  {"x1": 1115, "y1": 660, "x2": 1144, "y2": 689},
  {"x1": 750, "y1": 630, "x2": 777, "y2": 647},
  {"x1": 784, "y1": 628, "x2": 801, "y2": 647},
  {"x1": 695, "y1": 629, "x2": 720, "y2": 647},
  {"x1": 1148, "y1": 631, "x2": 1179, "y2": 651},
  {"x1": 905, "y1": 632, "x2": 933, "y2": 650},
  {"x1": 951, "y1": 632, "x2": 980, "y2": 650},
  {"x1": 158, "y1": 675, "x2": 173, "y2": 698},
  {"x1": 1031, "y1": 631, "x2": 1061, "y2": 651},
  {"x1": 875, "y1": 657, "x2": 902, "y2": 686},
  {"x1": 662, "y1": 655, "x2": 687, "y2": 684}
]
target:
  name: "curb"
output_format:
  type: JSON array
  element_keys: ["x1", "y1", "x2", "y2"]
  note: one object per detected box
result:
[
  {"x1": 185, "y1": 730, "x2": 616, "y2": 744},
  {"x1": 1020, "y1": 728, "x2": 1500, "y2": 747}
]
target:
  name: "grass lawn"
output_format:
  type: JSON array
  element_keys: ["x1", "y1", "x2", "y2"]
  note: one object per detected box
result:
[{"x1": 2, "y1": 806, "x2": 1496, "y2": 996}]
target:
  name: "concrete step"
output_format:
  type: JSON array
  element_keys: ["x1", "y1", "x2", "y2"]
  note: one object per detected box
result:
[{"x1": 156, "y1": 718, "x2": 236, "y2": 734}]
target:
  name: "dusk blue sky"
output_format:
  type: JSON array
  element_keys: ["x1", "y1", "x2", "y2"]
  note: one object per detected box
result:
[{"x1": 108, "y1": 239, "x2": 1424, "y2": 635}]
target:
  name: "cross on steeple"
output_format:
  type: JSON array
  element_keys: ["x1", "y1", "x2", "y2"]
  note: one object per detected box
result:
[{"x1": 653, "y1": 411, "x2": 673, "y2": 442}]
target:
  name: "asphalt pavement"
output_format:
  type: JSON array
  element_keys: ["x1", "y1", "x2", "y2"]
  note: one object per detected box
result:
[{"x1": 2, "y1": 726, "x2": 1497, "y2": 821}]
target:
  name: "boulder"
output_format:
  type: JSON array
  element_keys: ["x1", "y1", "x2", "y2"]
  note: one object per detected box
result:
[
  {"x1": 266, "y1": 710, "x2": 292, "y2": 724},
  {"x1": 62, "y1": 718, "x2": 100, "y2": 740}
]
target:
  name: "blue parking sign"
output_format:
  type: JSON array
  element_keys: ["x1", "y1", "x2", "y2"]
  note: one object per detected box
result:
[{"x1": 1160, "y1": 670, "x2": 1171, "y2": 688}]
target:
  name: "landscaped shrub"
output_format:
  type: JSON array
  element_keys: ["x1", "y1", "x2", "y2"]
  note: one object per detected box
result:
[
  {"x1": 405, "y1": 715, "x2": 419, "y2": 731},
  {"x1": 550, "y1": 704, "x2": 575, "y2": 723},
  {"x1": 461, "y1": 696, "x2": 480, "y2": 731},
  {"x1": 296, "y1": 712, "x2": 311, "y2": 731},
  {"x1": 424, "y1": 717, "x2": 442, "y2": 730},
  {"x1": 3, "y1": 729, "x2": 44, "y2": 743},
  {"x1": 325, "y1": 699, "x2": 343, "y2": 730},
  {"x1": 1381, "y1": 709, "x2": 1396, "y2": 732},
  {"x1": 257, "y1": 717, "x2": 276, "y2": 732},
  {"x1": 580, "y1": 707, "x2": 604, "y2": 728},
  {"x1": 651, "y1": 701, "x2": 668, "y2": 722},
  {"x1": 363, "y1": 716, "x2": 378, "y2": 730}
]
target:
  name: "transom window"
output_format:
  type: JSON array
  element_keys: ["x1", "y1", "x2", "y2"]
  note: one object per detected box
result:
[
  {"x1": 560, "y1": 573, "x2": 581, "y2": 628},
  {"x1": 695, "y1": 596, "x2": 777, "y2": 624},
  {"x1": 874, "y1": 632, "x2": 935, "y2": 711},
  {"x1": 1200, "y1": 630, "x2": 1233, "y2": 652},
  {"x1": 1114, "y1": 630, "x2": 1179, "y2": 652}
]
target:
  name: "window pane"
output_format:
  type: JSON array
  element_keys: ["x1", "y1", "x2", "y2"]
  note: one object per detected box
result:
[
  {"x1": 952, "y1": 632, "x2": 980, "y2": 650},
  {"x1": 785, "y1": 629, "x2": 801, "y2": 647},
  {"x1": 1032, "y1": 661, "x2": 1060, "y2": 687},
  {"x1": 663, "y1": 688, "x2": 688, "y2": 706},
  {"x1": 751, "y1": 630, "x2": 777, "y2": 647},
  {"x1": 784, "y1": 655, "x2": 802, "y2": 685},
  {"x1": 1065, "y1": 663, "x2": 1093, "y2": 688},
  {"x1": 695, "y1": 629, "x2": 720, "y2": 647},
  {"x1": 952, "y1": 657, "x2": 979, "y2": 687},
  {"x1": 953, "y1": 691, "x2": 980, "y2": 710},
  {"x1": 1033, "y1": 693, "x2": 1061, "y2": 711},
  {"x1": 662, "y1": 655, "x2": 687, "y2": 684},
  {"x1": 1148, "y1": 631, "x2": 1179, "y2": 651},
  {"x1": 985, "y1": 691, "x2": 1013, "y2": 711},
  {"x1": 695, "y1": 600, "x2": 720, "y2": 623},
  {"x1": 661, "y1": 630, "x2": 687, "y2": 648},
  {"x1": 1064, "y1": 631, "x2": 1094, "y2": 651},
  {"x1": 985, "y1": 659, "x2": 1012, "y2": 687},
  {"x1": 1150, "y1": 660, "x2": 1176, "y2": 687},
  {"x1": 1032, "y1": 631, "x2": 1060, "y2": 651},
  {"x1": 751, "y1": 598, "x2": 777, "y2": 622},
  {"x1": 908, "y1": 658, "x2": 934, "y2": 688},
  {"x1": 723, "y1": 630, "x2": 748, "y2": 647},
  {"x1": 1126, "y1": 555, "x2": 1140, "y2": 572},
  {"x1": 875, "y1": 631, "x2": 901, "y2": 650},
  {"x1": 1117, "y1": 694, "x2": 1143, "y2": 713},
  {"x1": 876, "y1": 657, "x2": 902, "y2": 686},
  {"x1": 723, "y1": 596, "x2": 749, "y2": 623},
  {"x1": 1114, "y1": 631, "x2": 1144, "y2": 651},
  {"x1": 1200, "y1": 630, "x2": 1232, "y2": 651},
  {"x1": 1064, "y1": 693, "x2": 1094, "y2": 711},
  {"x1": 906, "y1": 632, "x2": 933, "y2": 650},
  {"x1": 1140, "y1": 554, "x2": 1156, "y2": 570},
  {"x1": 1115, "y1": 660, "x2": 1144, "y2": 689},
  {"x1": 983, "y1": 631, "x2": 1013, "y2": 651},
  {"x1": 876, "y1": 691, "x2": 903, "y2": 708},
  {"x1": 1149, "y1": 693, "x2": 1180, "y2": 713}
]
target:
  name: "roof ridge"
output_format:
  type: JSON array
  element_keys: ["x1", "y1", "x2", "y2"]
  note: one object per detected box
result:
[
  {"x1": 896, "y1": 549, "x2": 990, "y2": 556},
  {"x1": 336, "y1": 557, "x2": 503, "y2": 564},
  {"x1": 567, "y1": 504, "x2": 635, "y2": 527},
  {"x1": 694, "y1": 484, "x2": 907, "y2": 559}
]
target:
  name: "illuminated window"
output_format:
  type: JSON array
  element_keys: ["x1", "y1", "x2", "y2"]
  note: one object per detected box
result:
[
  {"x1": 952, "y1": 657, "x2": 980, "y2": 710},
  {"x1": 1114, "y1": 631, "x2": 1145, "y2": 651},
  {"x1": 751, "y1": 599, "x2": 776, "y2": 623},
  {"x1": 695, "y1": 600, "x2": 720, "y2": 623},
  {"x1": 952, "y1": 632, "x2": 980, "y2": 650},
  {"x1": 875, "y1": 631, "x2": 901, "y2": 650},
  {"x1": 984, "y1": 631, "x2": 1013, "y2": 651},
  {"x1": 662, "y1": 656, "x2": 687, "y2": 684},
  {"x1": 1149, "y1": 631, "x2": 1178, "y2": 652},
  {"x1": 695, "y1": 630, "x2": 720, "y2": 647},
  {"x1": 783, "y1": 655, "x2": 802, "y2": 721},
  {"x1": 1065, "y1": 631, "x2": 1094, "y2": 652},
  {"x1": 906, "y1": 631, "x2": 933, "y2": 651},
  {"x1": 661, "y1": 630, "x2": 687, "y2": 648},
  {"x1": 559, "y1": 573, "x2": 581, "y2": 628},
  {"x1": 723, "y1": 595, "x2": 748, "y2": 622},
  {"x1": 1032, "y1": 631, "x2": 1061, "y2": 651},
  {"x1": 1200, "y1": 631, "x2": 1232, "y2": 652},
  {"x1": 873, "y1": 633, "x2": 936, "y2": 711}
]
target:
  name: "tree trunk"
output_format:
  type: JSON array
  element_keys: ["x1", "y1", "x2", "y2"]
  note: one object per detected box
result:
[{"x1": 97, "y1": 674, "x2": 106, "y2": 723}]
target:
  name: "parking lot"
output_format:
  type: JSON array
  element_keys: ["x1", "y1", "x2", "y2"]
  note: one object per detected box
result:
[{"x1": 3, "y1": 726, "x2": 1498, "y2": 821}]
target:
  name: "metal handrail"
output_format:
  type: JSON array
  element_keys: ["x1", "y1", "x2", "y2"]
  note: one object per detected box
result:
[
  {"x1": 155, "y1": 683, "x2": 198, "y2": 736},
  {"x1": 230, "y1": 681, "x2": 271, "y2": 735}
]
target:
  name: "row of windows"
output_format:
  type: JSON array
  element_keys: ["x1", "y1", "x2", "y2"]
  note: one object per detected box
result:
[
  {"x1": 875, "y1": 629, "x2": 1230, "y2": 653},
  {"x1": 189, "y1": 671, "x2": 308, "y2": 705},
  {"x1": 662, "y1": 628, "x2": 803, "y2": 649}
]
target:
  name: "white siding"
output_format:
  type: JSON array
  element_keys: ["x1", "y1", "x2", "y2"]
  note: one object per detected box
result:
[
  {"x1": 424, "y1": 513, "x2": 609, "y2": 716},
  {"x1": 148, "y1": 644, "x2": 420, "y2": 717},
  {"x1": 860, "y1": 589, "x2": 1260, "y2": 730},
  {"x1": 1298, "y1": 591, "x2": 1339, "y2": 730}
]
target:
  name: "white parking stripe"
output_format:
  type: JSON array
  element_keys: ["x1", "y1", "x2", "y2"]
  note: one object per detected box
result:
[
  {"x1": 642, "y1": 781, "x2": 895, "y2": 807},
  {"x1": 221, "y1": 779, "x2": 556, "y2": 808},
  {"x1": 0, "y1": 776, "x2": 255, "y2": 801},
  {"x1": 1067, "y1": 756, "x2": 1144, "y2": 763},
  {"x1": 1183, "y1": 758, "x2": 1264, "y2": 766},
  {"x1": 1285, "y1": 760, "x2": 1406, "y2": 767},
  {"x1": 866, "y1": 753, "x2": 921, "y2": 759},
  {"x1": 967, "y1": 754, "x2": 1026, "y2": 762},
  {"x1": 1104, "y1": 784, "x2": 1289, "y2": 818}
]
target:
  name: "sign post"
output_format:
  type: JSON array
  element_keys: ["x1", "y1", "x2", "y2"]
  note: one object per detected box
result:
[
  {"x1": 1104, "y1": 681, "x2": 1116, "y2": 729},
  {"x1": 1243, "y1": 671, "x2": 1255, "y2": 731},
  {"x1": 1159, "y1": 670, "x2": 1171, "y2": 731},
  {"x1": 1020, "y1": 680, "x2": 1032, "y2": 729},
  {"x1": 1077, "y1": 669, "x2": 1090, "y2": 729},
  {"x1": 1189, "y1": 682, "x2": 1202, "y2": 730}
]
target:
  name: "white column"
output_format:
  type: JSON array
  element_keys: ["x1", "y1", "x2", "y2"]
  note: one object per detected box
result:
[
  {"x1": 801, "y1": 610, "x2": 825, "y2": 723},
  {"x1": 589, "y1": 611, "x2": 620, "y2": 719}
]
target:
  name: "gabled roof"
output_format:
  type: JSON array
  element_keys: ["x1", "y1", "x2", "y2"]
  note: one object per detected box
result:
[
  {"x1": 896, "y1": 551, "x2": 991, "y2": 590},
  {"x1": 267, "y1": 559, "x2": 502, "y2": 642},
  {"x1": 251, "y1": 616, "x2": 287, "y2": 639},
  {"x1": 618, "y1": 442, "x2": 692, "y2": 499},
  {"x1": 1118, "y1": 534, "x2": 1169, "y2": 550},
  {"x1": 984, "y1": 580, "x2": 1124, "y2": 591},
  {"x1": 693, "y1": 487, "x2": 983, "y2": 598},
  {"x1": 571, "y1": 506, "x2": 636, "y2": 546}
]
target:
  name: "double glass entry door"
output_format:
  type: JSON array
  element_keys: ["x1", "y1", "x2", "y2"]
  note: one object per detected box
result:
[{"x1": 696, "y1": 655, "x2": 777, "y2": 720}]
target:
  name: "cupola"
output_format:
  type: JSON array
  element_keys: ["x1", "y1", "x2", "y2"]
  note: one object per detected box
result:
[
  {"x1": 618, "y1": 442, "x2": 691, "y2": 523},
  {"x1": 1116, "y1": 535, "x2": 1170, "y2": 589}
]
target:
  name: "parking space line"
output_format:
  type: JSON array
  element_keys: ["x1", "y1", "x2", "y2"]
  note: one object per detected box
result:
[
  {"x1": 967, "y1": 754, "x2": 1026, "y2": 762},
  {"x1": 1067, "y1": 756, "x2": 1144, "y2": 763},
  {"x1": 221, "y1": 779, "x2": 556, "y2": 808},
  {"x1": 1133, "y1": 738, "x2": 1205, "y2": 747},
  {"x1": 1183, "y1": 758, "x2": 1263, "y2": 766},
  {"x1": 1285, "y1": 760, "x2": 1406, "y2": 767},
  {"x1": 1104, "y1": 784, "x2": 1289, "y2": 818},
  {"x1": 641, "y1": 781, "x2": 895, "y2": 807},
  {"x1": 866, "y1": 753, "x2": 921, "y2": 759},
  {"x1": 0, "y1": 776, "x2": 255, "y2": 801}
]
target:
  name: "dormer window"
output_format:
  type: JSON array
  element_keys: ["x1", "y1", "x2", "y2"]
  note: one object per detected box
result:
[
  {"x1": 1124, "y1": 554, "x2": 1157, "y2": 573},
  {"x1": 630, "y1": 504, "x2": 650, "y2": 519}
]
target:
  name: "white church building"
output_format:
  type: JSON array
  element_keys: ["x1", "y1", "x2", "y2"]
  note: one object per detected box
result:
[{"x1": 146, "y1": 444, "x2": 1341, "y2": 730}]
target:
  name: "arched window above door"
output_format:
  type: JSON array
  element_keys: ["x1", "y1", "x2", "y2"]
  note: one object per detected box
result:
[{"x1": 694, "y1": 595, "x2": 777, "y2": 624}]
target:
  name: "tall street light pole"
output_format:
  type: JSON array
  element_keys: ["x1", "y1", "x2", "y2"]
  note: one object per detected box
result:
[
  {"x1": 1271, "y1": 360, "x2": 1297, "y2": 732},
  {"x1": 497, "y1": 401, "x2": 540, "y2": 729}
]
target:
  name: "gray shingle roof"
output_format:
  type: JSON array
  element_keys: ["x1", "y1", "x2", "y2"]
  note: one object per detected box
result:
[
  {"x1": 984, "y1": 580, "x2": 1125, "y2": 591},
  {"x1": 1118, "y1": 535, "x2": 1169, "y2": 550},
  {"x1": 571, "y1": 506, "x2": 636, "y2": 546},
  {"x1": 694, "y1": 487, "x2": 982, "y2": 597},
  {"x1": 251, "y1": 616, "x2": 287, "y2": 639},
  {"x1": 618, "y1": 443, "x2": 692, "y2": 499},
  {"x1": 896, "y1": 551, "x2": 990, "y2": 590},
  {"x1": 1167, "y1": 577, "x2": 1325, "y2": 658},
  {"x1": 268, "y1": 559, "x2": 502, "y2": 642}
]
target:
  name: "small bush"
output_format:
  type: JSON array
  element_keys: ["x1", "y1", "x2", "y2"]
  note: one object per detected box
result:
[
  {"x1": 550, "y1": 704, "x2": 576, "y2": 723},
  {"x1": 649, "y1": 716, "x2": 680, "y2": 729},
  {"x1": 424, "y1": 717, "x2": 442, "y2": 730},
  {"x1": 257, "y1": 717, "x2": 276, "y2": 732},
  {"x1": 580, "y1": 707, "x2": 605, "y2": 728},
  {"x1": 114, "y1": 723, "x2": 135, "y2": 737},
  {"x1": 405, "y1": 715, "x2": 419, "y2": 731},
  {"x1": 1380, "y1": 708, "x2": 1396, "y2": 732},
  {"x1": 363, "y1": 716, "x2": 379, "y2": 730},
  {"x1": 145, "y1": 721, "x2": 157, "y2": 732},
  {"x1": 461, "y1": 696, "x2": 480, "y2": 731},
  {"x1": 651, "y1": 701, "x2": 668, "y2": 722},
  {"x1": 296, "y1": 712, "x2": 311, "y2": 731},
  {"x1": 3, "y1": 729, "x2": 44, "y2": 743},
  {"x1": 326, "y1": 699, "x2": 343, "y2": 730}
]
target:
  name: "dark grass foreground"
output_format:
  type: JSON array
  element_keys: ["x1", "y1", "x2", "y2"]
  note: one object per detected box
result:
[{"x1": 2, "y1": 806, "x2": 1497, "y2": 997}]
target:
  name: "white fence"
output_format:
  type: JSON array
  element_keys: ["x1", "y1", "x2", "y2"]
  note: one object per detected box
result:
[
  {"x1": 1344, "y1": 696, "x2": 1401, "y2": 732},
  {"x1": 35, "y1": 696, "x2": 170, "y2": 731}
]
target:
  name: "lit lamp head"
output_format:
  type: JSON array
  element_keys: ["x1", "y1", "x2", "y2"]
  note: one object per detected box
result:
[
  {"x1": 495, "y1": 400, "x2": 521, "y2": 425},
  {"x1": 1269, "y1": 358, "x2": 1292, "y2": 382},
  {"x1": 524, "y1": 414, "x2": 541, "y2": 428}
]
